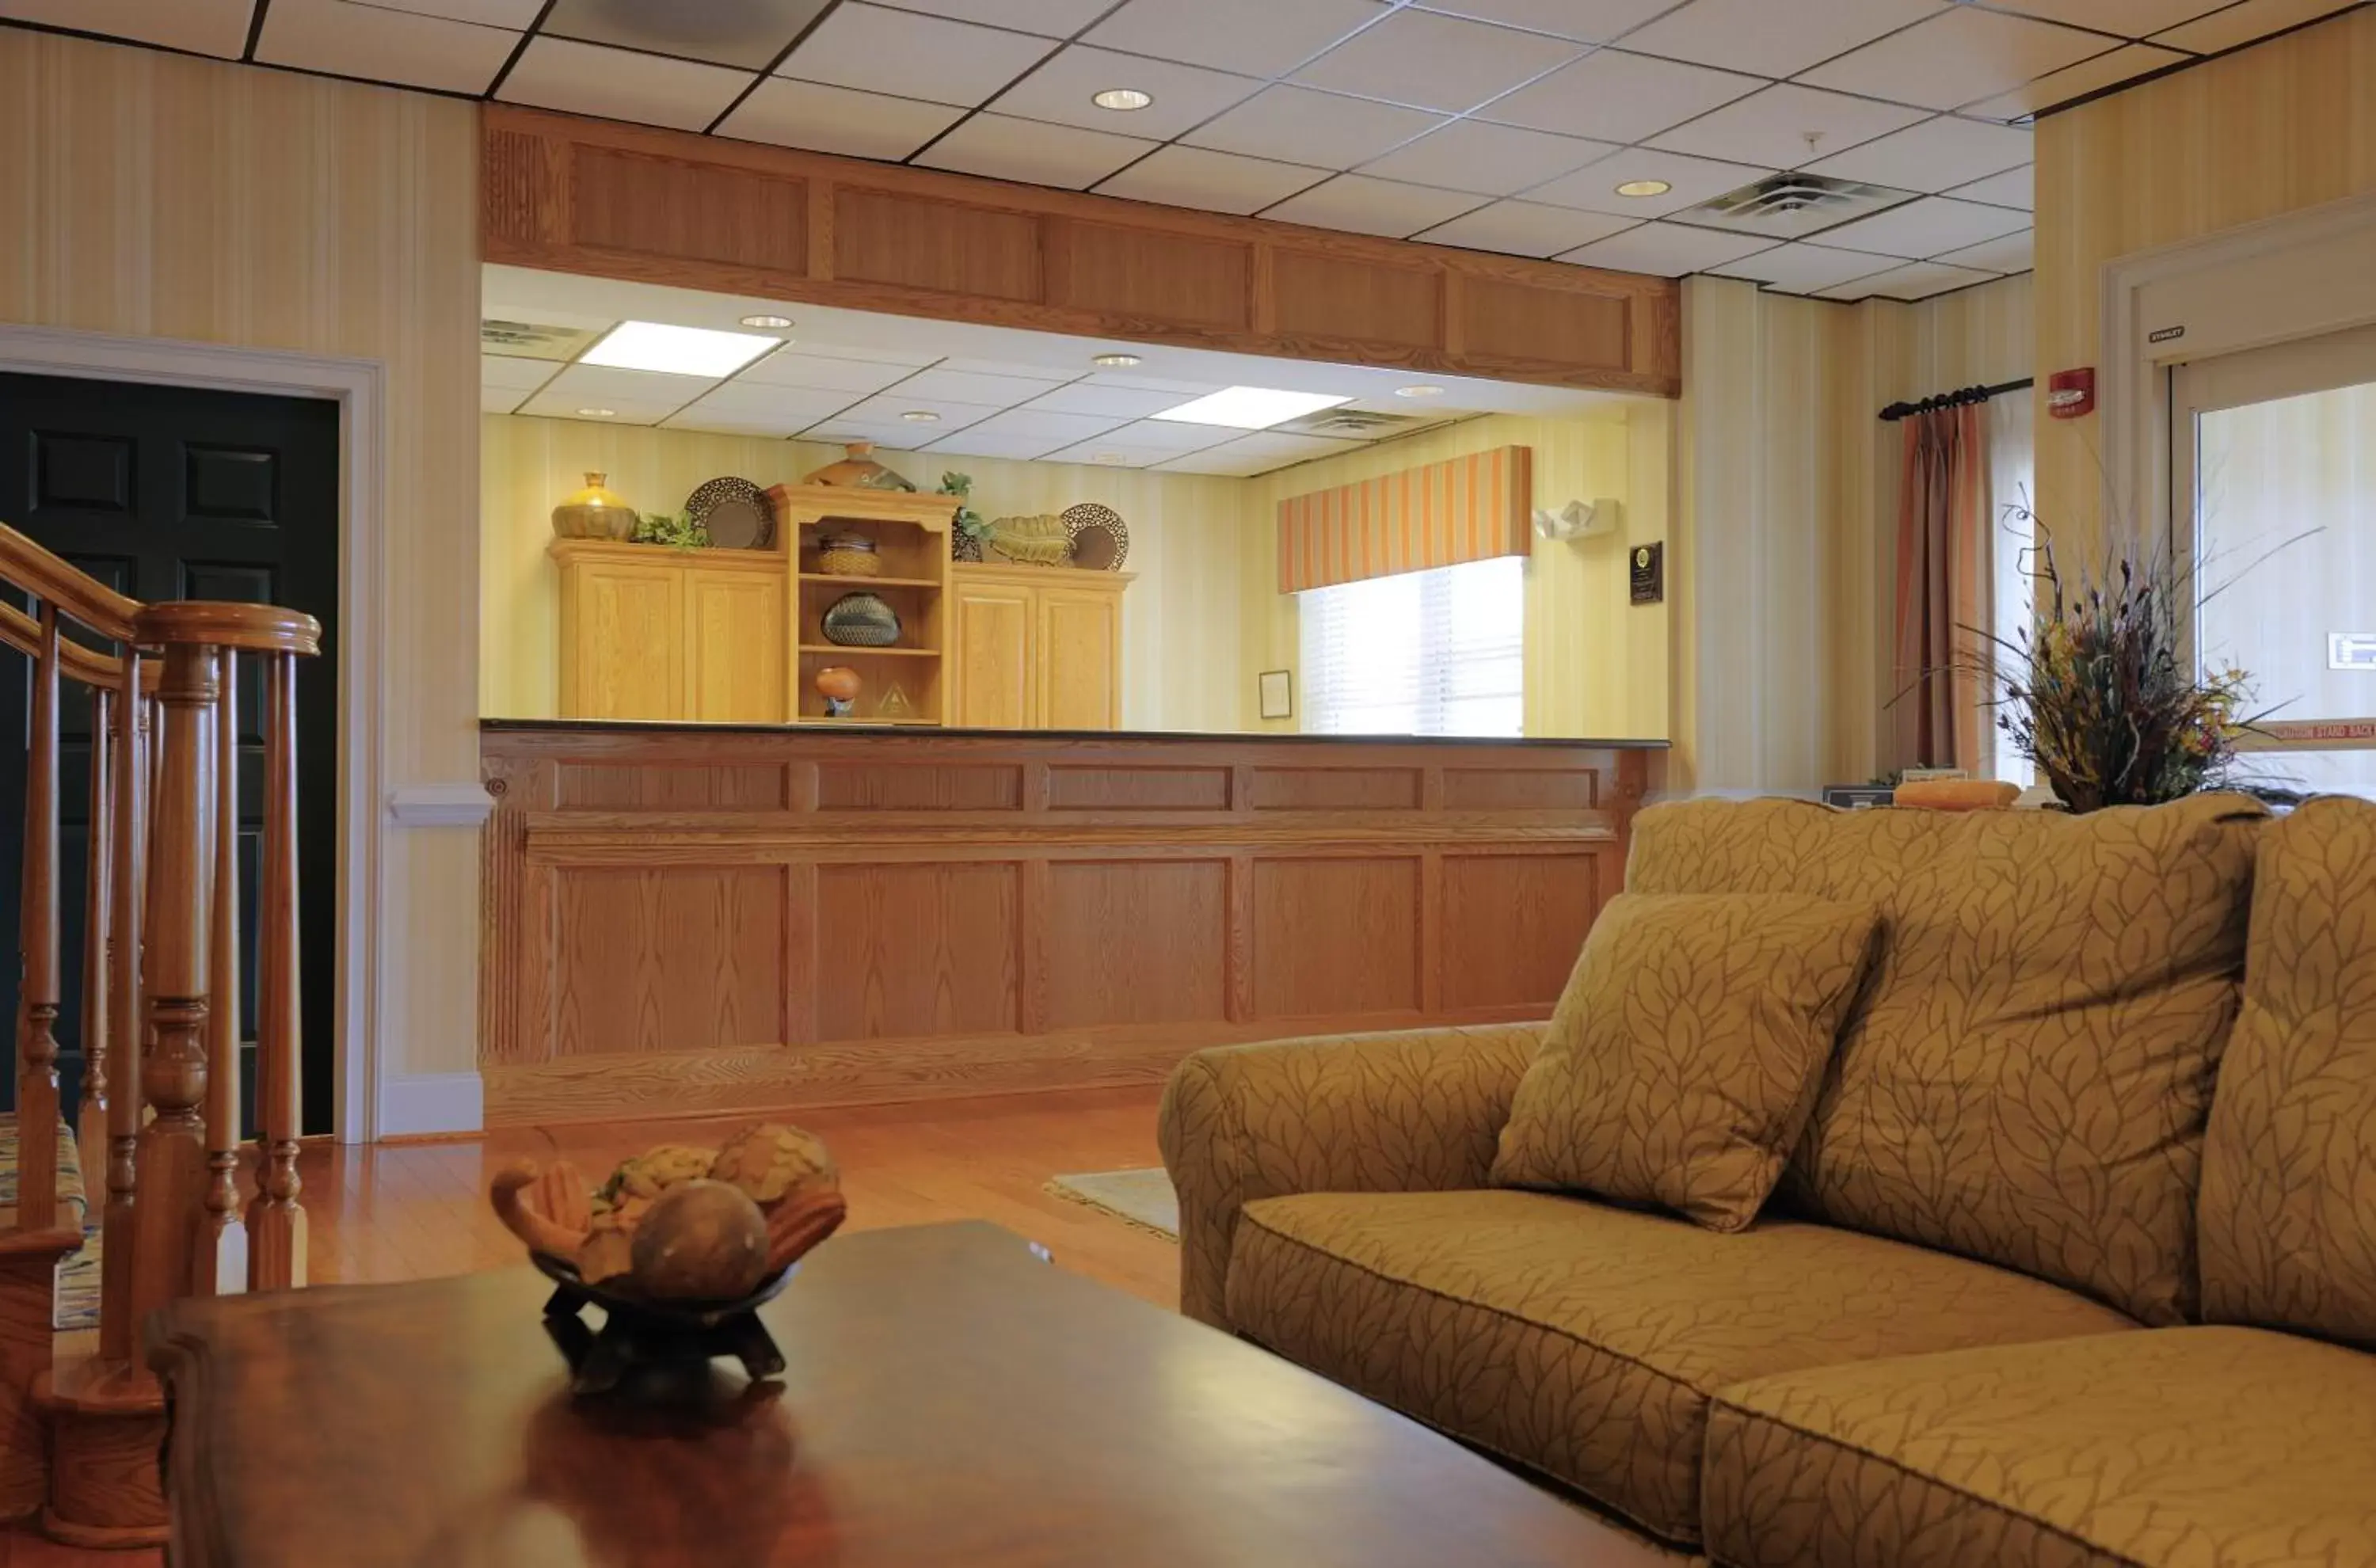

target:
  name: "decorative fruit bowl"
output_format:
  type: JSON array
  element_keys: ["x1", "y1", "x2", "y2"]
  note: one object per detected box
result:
[{"x1": 489, "y1": 1122, "x2": 847, "y2": 1397}]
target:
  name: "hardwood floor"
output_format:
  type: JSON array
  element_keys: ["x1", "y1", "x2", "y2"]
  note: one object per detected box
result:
[{"x1": 16, "y1": 1085, "x2": 1177, "y2": 1564}]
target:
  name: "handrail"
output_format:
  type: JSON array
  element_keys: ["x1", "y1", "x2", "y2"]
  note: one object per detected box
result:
[
  {"x1": 0, "y1": 523, "x2": 140, "y2": 644},
  {"x1": 132, "y1": 601, "x2": 322, "y2": 657},
  {"x1": 0, "y1": 602, "x2": 158, "y2": 692}
]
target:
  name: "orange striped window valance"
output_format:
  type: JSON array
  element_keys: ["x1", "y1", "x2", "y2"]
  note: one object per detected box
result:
[{"x1": 1276, "y1": 446, "x2": 1533, "y2": 594}]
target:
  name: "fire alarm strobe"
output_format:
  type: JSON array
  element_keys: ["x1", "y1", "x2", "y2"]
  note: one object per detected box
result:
[{"x1": 2047, "y1": 367, "x2": 2095, "y2": 420}]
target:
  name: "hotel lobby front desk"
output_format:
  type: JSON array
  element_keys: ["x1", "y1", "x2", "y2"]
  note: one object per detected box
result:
[{"x1": 478, "y1": 721, "x2": 1662, "y2": 1127}]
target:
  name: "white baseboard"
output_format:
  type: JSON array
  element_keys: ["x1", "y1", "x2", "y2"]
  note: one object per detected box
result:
[{"x1": 376, "y1": 1071, "x2": 483, "y2": 1138}]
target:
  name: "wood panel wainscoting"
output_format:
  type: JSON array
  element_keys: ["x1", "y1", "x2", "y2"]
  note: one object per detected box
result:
[
  {"x1": 478, "y1": 722, "x2": 1661, "y2": 1127},
  {"x1": 482, "y1": 106, "x2": 1681, "y2": 398}
]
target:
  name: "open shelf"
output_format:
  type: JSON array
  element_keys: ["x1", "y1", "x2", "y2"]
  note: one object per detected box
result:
[
  {"x1": 798, "y1": 572, "x2": 942, "y2": 589},
  {"x1": 798, "y1": 643, "x2": 936, "y2": 657}
]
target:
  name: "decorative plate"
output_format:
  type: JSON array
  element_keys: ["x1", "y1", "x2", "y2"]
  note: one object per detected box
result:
[
  {"x1": 685, "y1": 476, "x2": 775, "y2": 549},
  {"x1": 1062, "y1": 503, "x2": 1129, "y2": 571}
]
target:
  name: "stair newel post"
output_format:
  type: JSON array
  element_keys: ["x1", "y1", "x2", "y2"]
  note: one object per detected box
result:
[
  {"x1": 127, "y1": 637, "x2": 217, "y2": 1328},
  {"x1": 16, "y1": 602, "x2": 63, "y2": 1230},
  {"x1": 77, "y1": 684, "x2": 114, "y2": 1191},
  {"x1": 247, "y1": 650, "x2": 305, "y2": 1290},
  {"x1": 99, "y1": 654, "x2": 147, "y2": 1363},
  {"x1": 193, "y1": 651, "x2": 246, "y2": 1296}
]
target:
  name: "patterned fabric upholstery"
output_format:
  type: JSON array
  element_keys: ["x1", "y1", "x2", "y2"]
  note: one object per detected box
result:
[
  {"x1": 0, "y1": 1113, "x2": 89, "y2": 1232},
  {"x1": 1628, "y1": 794, "x2": 2265, "y2": 1323},
  {"x1": 1156, "y1": 1023, "x2": 1544, "y2": 1326},
  {"x1": 1703, "y1": 1326, "x2": 2376, "y2": 1568},
  {"x1": 2199, "y1": 796, "x2": 2376, "y2": 1349},
  {"x1": 1492, "y1": 892, "x2": 1879, "y2": 1231},
  {"x1": 1224, "y1": 1189, "x2": 2135, "y2": 1547}
]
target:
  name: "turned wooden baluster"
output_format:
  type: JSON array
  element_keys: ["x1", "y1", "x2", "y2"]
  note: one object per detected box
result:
[
  {"x1": 99, "y1": 655, "x2": 147, "y2": 1362},
  {"x1": 77, "y1": 686, "x2": 114, "y2": 1189},
  {"x1": 127, "y1": 641, "x2": 216, "y2": 1329},
  {"x1": 14, "y1": 603, "x2": 63, "y2": 1232},
  {"x1": 248, "y1": 651, "x2": 305, "y2": 1290},
  {"x1": 194, "y1": 653, "x2": 246, "y2": 1296}
]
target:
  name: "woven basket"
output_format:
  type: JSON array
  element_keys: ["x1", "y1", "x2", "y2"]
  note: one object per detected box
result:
[{"x1": 817, "y1": 544, "x2": 881, "y2": 578}]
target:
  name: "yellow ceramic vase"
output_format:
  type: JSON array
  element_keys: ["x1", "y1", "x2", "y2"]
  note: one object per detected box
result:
[{"x1": 550, "y1": 472, "x2": 638, "y2": 540}]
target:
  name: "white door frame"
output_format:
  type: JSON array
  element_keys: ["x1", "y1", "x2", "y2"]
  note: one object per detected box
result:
[{"x1": 0, "y1": 323, "x2": 389, "y2": 1144}]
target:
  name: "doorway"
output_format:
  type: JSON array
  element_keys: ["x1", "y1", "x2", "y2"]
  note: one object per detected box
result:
[{"x1": 0, "y1": 371, "x2": 340, "y2": 1132}]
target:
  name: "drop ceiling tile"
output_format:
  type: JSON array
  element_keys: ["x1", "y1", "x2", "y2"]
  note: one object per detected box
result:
[
  {"x1": 670, "y1": 382, "x2": 859, "y2": 430},
  {"x1": 988, "y1": 46, "x2": 1263, "y2": 139},
  {"x1": 1154, "y1": 432, "x2": 1365, "y2": 476},
  {"x1": 0, "y1": 0, "x2": 252, "y2": 55},
  {"x1": 1812, "y1": 194, "x2": 2031, "y2": 257},
  {"x1": 1708, "y1": 242, "x2": 1898, "y2": 292},
  {"x1": 1261, "y1": 175, "x2": 1484, "y2": 238},
  {"x1": 916, "y1": 115, "x2": 1159, "y2": 190},
  {"x1": 1487, "y1": 50, "x2": 1766, "y2": 143},
  {"x1": 736, "y1": 351, "x2": 920, "y2": 394},
  {"x1": 1557, "y1": 221, "x2": 1777, "y2": 275},
  {"x1": 1041, "y1": 442, "x2": 1204, "y2": 469},
  {"x1": 804, "y1": 421, "x2": 929, "y2": 449},
  {"x1": 1186, "y1": 85, "x2": 1445, "y2": 167},
  {"x1": 889, "y1": 0, "x2": 1114, "y2": 36},
  {"x1": 716, "y1": 78, "x2": 965, "y2": 161},
  {"x1": 836, "y1": 394, "x2": 1002, "y2": 428},
  {"x1": 1083, "y1": 371, "x2": 1228, "y2": 394},
  {"x1": 1079, "y1": 418, "x2": 1247, "y2": 453},
  {"x1": 482, "y1": 386, "x2": 530, "y2": 415},
  {"x1": 538, "y1": 363, "x2": 714, "y2": 405},
  {"x1": 777, "y1": 2, "x2": 1054, "y2": 108},
  {"x1": 1095, "y1": 146, "x2": 1332, "y2": 215},
  {"x1": 1294, "y1": 9, "x2": 1586, "y2": 113},
  {"x1": 779, "y1": 341, "x2": 941, "y2": 367},
  {"x1": 935, "y1": 358, "x2": 1076, "y2": 382},
  {"x1": 481, "y1": 355, "x2": 556, "y2": 392},
  {"x1": 1800, "y1": 7, "x2": 2117, "y2": 109},
  {"x1": 1524, "y1": 147, "x2": 1771, "y2": 217},
  {"x1": 1415, "y1": 0, "x2": 1680, "y2": 42},
  {"x1": 1415, "y1": 201, "x2": 1639, "y2": 257},
  {"x1": 1818, "y1": 260, "x2": 2001, "y2": 300},
  {"x1": 1087, "y1": 0, "x2": 1386, "y2": 77},
  {"x1": 364, "y1": 0, "x2": 543, "y2": 23},
  {"x1": 893, "y1": 367, "x2": 1072, "y2": 405},
  {"x1": 498, "y1": 37, "x2": 752, "y2": 131},
  {"x1": 1623, "y1": 0, "x2": 1951, "y2": 78},
  {"x1": 1932, "y1": 229, "x2": 2036, "y2": 272},
  {"x1": 2152, "y1": 0, "x2": 2359, "y2": 52},
  {"x1": 516, "y1": 392, "x2": 687, "y2": 425},
  {"x1": 1645, "y1": 83, "x2": 1931, "y2": 166},
  {"x1": 257, "y1": 0, "x2": 517, "y2": 92},
  {"x1": 955, "y1": 409, "x2": 1136, "y2": 443},
  {"x1": 1946, "y1": 164, "x2": 2035, "y2": 210},
  {"x1": 1956, "y1": 41, "x2": 2187, "y2": 118},
  {"x1": 1024, "y1": 384, "x2": 1195, "y2": 419},
  {"x1": 1358, "y1": 120, "x2": 1619, "y2": 196},
  {"x1": 1988, "y1": 0, "x2": 2226, "y2": 36},
  {"x1": 539, "y1": 0, "x2": 831, "y2": 69},
  {"x1": 1807, "y1": 116, "x2": 2033, "y2": 192},
  {"x1": 923, "y1": 430, "x2": 1082, "y2": 461}
]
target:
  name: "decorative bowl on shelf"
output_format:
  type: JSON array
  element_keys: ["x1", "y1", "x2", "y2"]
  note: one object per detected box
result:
[
  {"x1": 821, "y1": 592, "x2": 901, "y2": 647},
  {"x1": 550, "y1": 473, "x2": 638, "y2": 541},
  {"x1": 817, "y1": 532, "x2": 881, "y2": 577}
]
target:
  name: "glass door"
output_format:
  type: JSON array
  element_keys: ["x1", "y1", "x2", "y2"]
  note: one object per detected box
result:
[{"x1": 2172, "y1": 322, "x2": 2376, "y2": 799}]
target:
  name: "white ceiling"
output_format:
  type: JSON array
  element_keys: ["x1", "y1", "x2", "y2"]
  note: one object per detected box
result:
[
  {"x1": 481, "y1": 263, "x2": 1640, "y2": 474},
  {"x1": 12, "y1": 0, "x2": 2366, "y2": 300}
]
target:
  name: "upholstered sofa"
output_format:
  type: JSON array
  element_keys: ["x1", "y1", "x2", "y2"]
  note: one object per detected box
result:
[{"x1": 1159, "y1": 793, "x2": 2376, "y2": 1566}]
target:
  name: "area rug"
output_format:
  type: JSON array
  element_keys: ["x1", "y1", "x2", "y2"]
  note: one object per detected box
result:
[
  {"x1": 1045, "y1": 1168, "x2": 1178, "y2": 1240},
  {"x1": 0, "y1": 1112, "x2": 102, "y2": 1330}
]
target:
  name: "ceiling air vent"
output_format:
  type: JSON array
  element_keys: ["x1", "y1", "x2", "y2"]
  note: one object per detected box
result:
[
  {"x1": 480, "y1": 318, "x2": 600, "y2": 361},
  {"x1": 1680, "y1": 173, "x2": 1919, "y2": 240},
  {"x1": 1274, "y1": 406, "x2": 1456, "y2": 440}
]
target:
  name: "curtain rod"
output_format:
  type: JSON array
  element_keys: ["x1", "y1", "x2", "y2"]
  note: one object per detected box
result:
[{"x1": 1877, "y1": 376, "x2": 2035, "y2": 422}]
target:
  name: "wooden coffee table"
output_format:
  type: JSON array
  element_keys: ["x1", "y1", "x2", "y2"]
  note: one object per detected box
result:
[{"x1": 147, "y1": 1222, "x2": 1664, "y2": 1566}]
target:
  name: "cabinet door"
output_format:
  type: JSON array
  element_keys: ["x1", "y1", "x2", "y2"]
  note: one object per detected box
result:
[
  {"x1": 562, "y1": 561, "x2": 683, "y2": 720},
  {"x1": 686, "y1": 568, "x2": 787, "y2": 723},
  {"x1": 1036, "y1": 585, "x2": 1123, "y2": 730},
  {"x1": 954, "y1": 580, "x2": 1034, "y2": 729}
]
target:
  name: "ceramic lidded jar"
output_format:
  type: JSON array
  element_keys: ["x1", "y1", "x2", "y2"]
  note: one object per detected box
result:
[
  {"x1": 802, "y1": 442, "x2": 917, "y2": 493},
  {"x1": 550, "y1": 473, "x2": 638, "y2": 540}
]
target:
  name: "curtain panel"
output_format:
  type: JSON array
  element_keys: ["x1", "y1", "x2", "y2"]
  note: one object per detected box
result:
[
  {"x1": 1277, "y1": 446, "x2": 1533, "y2": 594},
  {"x1": 1892, "y1": 405, "x2": 1993, "y2": 771}
]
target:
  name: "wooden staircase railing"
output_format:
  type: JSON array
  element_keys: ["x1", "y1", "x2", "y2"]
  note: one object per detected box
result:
[{"x1": 0, "y1": 523, "x2": 320, "y2": 1546}]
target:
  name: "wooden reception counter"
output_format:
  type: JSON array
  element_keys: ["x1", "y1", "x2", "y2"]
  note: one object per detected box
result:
[{"x1": 478, "y1": 721, "x2": 1663, "y2": 1127}]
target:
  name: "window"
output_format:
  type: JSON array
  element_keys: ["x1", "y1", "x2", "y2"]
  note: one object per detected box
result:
[
  {"x1": 1298, "y1": 556, "x2": 1525, "y2": 736},
  {"x1": 1988, "y1": 389, "x2": 2037, "y2": 786}
]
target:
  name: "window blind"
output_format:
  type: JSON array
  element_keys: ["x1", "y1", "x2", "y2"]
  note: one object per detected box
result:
[{"x1": 1298, "y1": 556, "x2": 1525, "y2": 737}]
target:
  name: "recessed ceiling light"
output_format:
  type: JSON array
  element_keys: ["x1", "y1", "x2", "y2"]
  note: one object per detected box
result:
[
  {"x1": 739, "y1": 313, "x2": 793, "y2": 329},
  {"x1": 1615, "y1": 179, "x2": 1673, "y2": 198},
  {"x1": 1091, "y1": 88, "x2": 1152, "y2": 112},
  {"x1": 1092, "y1": 352, "x2": 1142, "y2": 367},
  {"x1": 575, "y1": 406, "x2": 615, "y2": 418},
  {"x1": 1092, "y1": 452, "x2": 1128, "y2": 464},
  {"x1": 901, "y1": 410, "x2": 941, "y2": 423},
  {"x1": 581, "y1": 320, "x2": 780, "y2": 378},
  {"x1": 1152, "y1": 386, "x2": 1351, "y2": 430},
  {"x1": 1396, "y1": 385, "x2": 1445, "y2": 398}
]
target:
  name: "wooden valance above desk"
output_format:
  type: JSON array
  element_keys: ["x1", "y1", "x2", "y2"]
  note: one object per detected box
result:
[{"x1": 478, "y1": 721, "x2": 1662, "y2": 1127}]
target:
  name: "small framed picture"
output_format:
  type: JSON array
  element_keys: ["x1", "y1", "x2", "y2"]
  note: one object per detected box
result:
[{"x1": 1258, "y1": 669, "x2": 1293, "y2": 721}]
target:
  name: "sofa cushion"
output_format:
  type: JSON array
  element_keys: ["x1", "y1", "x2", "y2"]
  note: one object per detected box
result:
[
  {"x1": 1627, "y1": 794, "x2": 2264, "y2": 1323},
  {"x1": 1492, "y1": 892, "x2": 1878, "y2": 1231},
  {"x1": 1223, "y1": 1188, "x2": 2133, "y2": 1547},
  {"x1": 2199, "y1": 797, "x2": 2376, "y2": 1349},
  {"x1": 1703, "y1": 1325, "x2": 2376, "y2": 1568}
]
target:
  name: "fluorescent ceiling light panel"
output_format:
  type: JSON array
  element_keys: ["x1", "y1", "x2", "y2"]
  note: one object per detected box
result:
[
  {"x1": 1151, "y1": 386, "x2": 1350, "y2": 428},
  {"x1": 581, "y1": 320, "x2": 781, "y2": 378}
]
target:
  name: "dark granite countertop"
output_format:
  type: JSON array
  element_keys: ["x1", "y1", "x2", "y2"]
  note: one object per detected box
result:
[{"x1": 479, "y1": 717, "x2": 1669, "y2": 750}]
